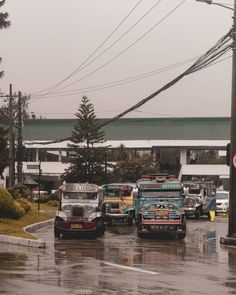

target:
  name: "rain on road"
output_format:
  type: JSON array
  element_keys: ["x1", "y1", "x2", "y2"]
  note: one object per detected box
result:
[{"x1": 0, "y1": 219, "x2": 236, "y2": 295}]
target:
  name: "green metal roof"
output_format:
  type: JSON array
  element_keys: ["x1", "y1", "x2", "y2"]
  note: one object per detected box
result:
[{"x1": 20, "y1": 117, "x2": 230, "y2": 141}]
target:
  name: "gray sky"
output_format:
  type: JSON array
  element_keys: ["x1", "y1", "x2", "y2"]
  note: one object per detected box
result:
[{"x1": 0, "y1": 0, "x2": 233, "y2": 119}]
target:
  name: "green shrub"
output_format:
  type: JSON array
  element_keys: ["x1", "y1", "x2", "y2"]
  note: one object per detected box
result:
[
  {"x1": 16, "y1": 198, "x2": 31, "y2": 214},
  {"x1": 0, "y1": 187, "x2": 24, "y2": 219},
  {"x1": 8, "y1": 184, "x2": 30, "y2": 200},
  {"x1": 12, "y1": 202, "x2": 25, "y2": 219}
]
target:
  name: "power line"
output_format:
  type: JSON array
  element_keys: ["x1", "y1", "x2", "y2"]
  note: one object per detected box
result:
[
  {"x1": 50, "y1": 0, "x2": 186, "y2": 93},
  {"x1": 31, "y1": 55, "x2": 199, "y2": 100},
  {"x1": 31, "y1": 0, "x2": 186, "y2": 103},
  {"x1": 31, "y1": 0, "x2": 144, "y2": 97}
]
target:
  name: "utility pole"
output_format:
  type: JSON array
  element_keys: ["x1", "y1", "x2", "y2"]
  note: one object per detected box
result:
[
  {"x1": 196, "y1": 0, "x2": 236, "y2": 244},
  {"x1": 37, "y1": 161, "x2": 42, "y2": 212},
  {"x1": 17, "y1": 91, "x2": 23, "y2": 184},
  {"x1": 8, "y1": 84, "x2": 15, "y2": 188},
  {"x1": 227, "y1": 0, "x2": 236, "y2": 238}
]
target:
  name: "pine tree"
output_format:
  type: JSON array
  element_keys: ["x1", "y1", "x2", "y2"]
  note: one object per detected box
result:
[{"x1": 64, "y1": 96, "x2": 108, "y2": 184}]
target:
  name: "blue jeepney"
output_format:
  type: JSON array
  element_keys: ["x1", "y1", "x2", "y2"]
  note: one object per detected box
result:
[{"x1": 135, "y1": 176, "x2": 186, "y2": 239}]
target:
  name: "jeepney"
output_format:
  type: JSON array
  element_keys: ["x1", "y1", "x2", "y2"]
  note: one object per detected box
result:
[
  {"x1": 183, "y1": 181, "x2": 215, "y2": 219},
  {"x1": 54, "y1": 182, "x2": 105, "y2": 238},
  {"x1": 102, "y1": 183, "x2": 136, "y2": 225},
  {"x1": 135, "y1": 176, "x2": 186, "y2": 239}
]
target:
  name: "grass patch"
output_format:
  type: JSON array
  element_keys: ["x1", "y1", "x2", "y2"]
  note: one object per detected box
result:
[
  {"x1": 30, "y1": 202, "x2": 58, "y2": 212},
  {"x1": 0, "y1": 206, "x2": 54, "y2": 240}
]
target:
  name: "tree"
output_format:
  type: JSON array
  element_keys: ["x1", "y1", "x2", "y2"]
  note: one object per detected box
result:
[
  {"x1": 0, "y1": 126, "x2": 8, "y2": 176},
  {"x1": 0, "y1": 0, "x2": 11, "y2": 78},
  {"x1": 112, "y1": 154, "x2": 156, "y2": 182},
  {"x1": 0, "y1": 94, "x2": 31, "y2": 125},
  {"x1": 64, "y1": 96, "x2": 108, "y2": 184}
]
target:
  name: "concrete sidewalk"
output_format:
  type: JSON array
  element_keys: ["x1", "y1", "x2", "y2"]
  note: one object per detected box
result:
[{"x1": 0, "y1": 218, "x2": 54, "y2": 248}]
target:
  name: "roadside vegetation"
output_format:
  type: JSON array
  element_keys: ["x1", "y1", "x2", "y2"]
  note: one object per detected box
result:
[{"x1": 0, "y1": 186, "x2": 56, "y2": 239}]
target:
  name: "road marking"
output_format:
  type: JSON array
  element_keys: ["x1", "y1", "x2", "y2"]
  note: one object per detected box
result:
[{"x1": 102, "y1": 261, "x2": 159, "y2": 275}]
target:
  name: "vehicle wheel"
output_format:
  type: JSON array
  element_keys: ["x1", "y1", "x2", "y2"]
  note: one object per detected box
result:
[
  {"x1": 127, "y1": 216, "x2": 133, "y2": 226},
  {"x1": 177, "y1": 232, "x2": 186, "y2": 240},
  {"x1": 54, "y1": 225, "x2": 61, "y2": 239},
  {"x1": 195, "y1": 208, "x2": 201, "y2": 219},
  {"x1": 137, "y1": 224, "x2": 144, "y2": 238},
  {"x1": 177, "y1": 220, "x2": 186, "y2": 239},
  {"x1": 95, "y1": 219, "x2": 105, "y2": 237},
  {"x1": 107, "y1": 219, "x2": 112, "y2": 227},
  {"x1": 137, "y1": 230, "x2": 145, "y2": 238}
]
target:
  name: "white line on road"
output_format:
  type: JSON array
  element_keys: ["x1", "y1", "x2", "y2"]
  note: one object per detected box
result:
[{"x1": 102, "y1": 261, "x2": 159, "y2": 275}]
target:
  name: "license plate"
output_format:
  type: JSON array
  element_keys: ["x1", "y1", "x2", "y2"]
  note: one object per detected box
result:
[
  {"x1": 156, "y1": 210, "x2": 168, "y2": 217},
  {"x1": 70, "y1": 223, "x2": 82, "y2": 229}
]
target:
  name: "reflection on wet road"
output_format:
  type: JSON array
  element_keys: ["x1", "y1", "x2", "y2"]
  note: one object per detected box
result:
[{"x1": 0, "y1": 220, "x2": 236, "y2": 294}]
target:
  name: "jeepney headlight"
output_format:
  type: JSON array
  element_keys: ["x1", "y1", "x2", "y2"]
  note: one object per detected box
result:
[{"x1": 56, "y1": 211, "x2": 67, "y2": 220}]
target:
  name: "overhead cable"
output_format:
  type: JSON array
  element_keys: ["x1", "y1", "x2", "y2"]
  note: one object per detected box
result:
[
  {"x1": 31, "y1": 0, "x2": 186, "y2": 103},
  {"x1": 31, "y1": 0, "x2": 144, "y2": 97}
]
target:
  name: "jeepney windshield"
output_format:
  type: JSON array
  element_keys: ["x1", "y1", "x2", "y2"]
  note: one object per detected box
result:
[
  {"x1": 104, "y1": 187, "x2": 133, "y2": 198},
  {"x1": 63, "y1": 192, "x2": 97, "y2": 200},
  {"x1": 142, "y1": 197, "x2": 182, "y2": 210}
]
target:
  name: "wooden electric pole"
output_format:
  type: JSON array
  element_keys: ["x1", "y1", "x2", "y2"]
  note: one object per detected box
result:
[
  {"x1": 8, "y1": 84, "x2": 15, "y2": 187},
  {"x1": 17, "y1": 91, "x2": 23, "y2": 184}
]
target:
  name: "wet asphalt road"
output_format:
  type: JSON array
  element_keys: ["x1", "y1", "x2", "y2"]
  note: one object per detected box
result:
[{"x1": 0, "y1": 219, "x2": 236, "y2": 295}]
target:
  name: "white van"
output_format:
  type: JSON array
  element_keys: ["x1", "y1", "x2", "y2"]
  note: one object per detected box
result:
[{"x1": 216, "y1": 191, "x2": 229, "y2": 214}]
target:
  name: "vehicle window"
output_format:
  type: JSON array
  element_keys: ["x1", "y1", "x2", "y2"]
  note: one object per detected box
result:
[
  {"x1": 64, "y1": 192, "x2": 97, "y2": 200},
  {"x1": 104, "y1": 189, "x2": 132, "y2": 197},
  {"x1": 216, "y1": 192, "x2": 229, "y2": 199}
]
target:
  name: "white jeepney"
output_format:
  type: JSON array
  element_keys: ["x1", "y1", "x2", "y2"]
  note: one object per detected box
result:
[{"x1": 54, "y1": 182, "x2": 105, "y2": 238}]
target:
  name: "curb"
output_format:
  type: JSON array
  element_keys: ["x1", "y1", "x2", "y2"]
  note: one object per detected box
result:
[{"x1": 0, "y1": 218, "x2": 54, "y2": 249}]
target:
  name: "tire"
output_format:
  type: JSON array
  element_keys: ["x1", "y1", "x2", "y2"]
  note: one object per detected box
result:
[
  {"x1": 54, "y1": 225, "x2": 61, "y2": 239},
  {"x1": 137, "y1": 224, "x2": 144, "y2": 238},
  {"x1": 194, "y1": 208, "x2": 201, "y2": 219},
  {"x1": 177, "y1": 220, "x2": 186, "y2": 240},
  {"x1": 95, "y1": 220, "x2": 105, "y2": 237},
  {"x1": 127, "y1": 216, "x2": 133, "y2": 226},
  {"x1": 107, "y1": 219, "x2": 112, "y2": 227},
  {"x1": 177, "y1": 232, "x2": 186, "y2": 240}
]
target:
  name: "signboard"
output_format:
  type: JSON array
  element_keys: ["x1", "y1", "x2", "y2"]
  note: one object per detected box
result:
[
  {"x1": 27, "y1": 164, "x2": 40, "y2": 170},
  {"x1": 139, "y1": 181, "x2": 182, "y2": 190},
  {"x1": 64, "y1": 183, "x2": 99, "y2": 192}
]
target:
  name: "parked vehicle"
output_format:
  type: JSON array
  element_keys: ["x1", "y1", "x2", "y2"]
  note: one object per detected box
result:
[
  {"x1": 54, "y1": 182, "x2": 105, "y2": 238},
  {"x1": 134, "y1": 175, "x2": 186, "y2": 239},
  {"x1": 183, "y1": 181, "x2": 215, "y2": 219},
  {"x1": 101, "y1": 183, "x2": 136, "y2": 226},
  {"x1": 216, "y1": 190, "x2": 229, "y2": 214}
]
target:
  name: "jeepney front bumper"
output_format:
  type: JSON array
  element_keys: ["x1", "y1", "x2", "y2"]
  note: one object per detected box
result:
[
  {"x1": 55, "y1": 216, "x2": 97, "y2": 233},
  {"x1": 140, "y1": 220, "x2": 185, "y2": 233}
]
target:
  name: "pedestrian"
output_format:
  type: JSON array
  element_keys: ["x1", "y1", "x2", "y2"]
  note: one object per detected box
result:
[{"x1": 208, "y1": 191, "x2": 216, "y2": 222}]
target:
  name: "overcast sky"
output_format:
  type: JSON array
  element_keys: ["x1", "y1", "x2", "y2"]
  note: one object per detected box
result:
[{"x1": 0, "y1": 0, "x2": 233, "y2": 119}]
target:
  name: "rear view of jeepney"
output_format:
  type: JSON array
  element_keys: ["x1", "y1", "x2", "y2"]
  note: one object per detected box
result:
[
  {"x1": 102, "y1": 183, "x2": 136, "y2": 225},
  {"x1": 135, "y1": 178, "x2": 186, "y2": 239},
  {"x1": 54, "y1": 182, "x2": 105, "y2": 238}
]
